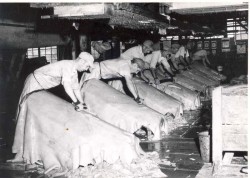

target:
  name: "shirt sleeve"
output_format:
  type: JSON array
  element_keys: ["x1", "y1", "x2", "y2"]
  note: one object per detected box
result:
[
  {"x1": 119, "y1": 62, "x2": 131, "y2": 77},
  {"x1": 186, "y1": 50, "x2": 190, "y2": 57},
  {"x1": 61, "y1": 67, "x2": 79, "y2": 90},
  {"x1": 121, "y1": 48, "x2": 133, "y2": 61},
  {"x1": 150, "y1": 51, "x2": 161, "y2": 69}
]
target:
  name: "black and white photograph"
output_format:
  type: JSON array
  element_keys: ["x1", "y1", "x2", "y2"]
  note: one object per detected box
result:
[{"x1": 0, "y1": 1, "x2": 248, "y2": 178}]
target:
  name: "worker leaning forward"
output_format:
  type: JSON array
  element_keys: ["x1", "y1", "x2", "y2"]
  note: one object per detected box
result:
[
  {"x1": 16, "y1": 52, "x2": 94, "y2": 118},
  {"x1": 80, "y1": 58, "x2": 145, "y2": 104},
  {"x1": 10, "y1": 52, "x2": 94, "y2": 162}
]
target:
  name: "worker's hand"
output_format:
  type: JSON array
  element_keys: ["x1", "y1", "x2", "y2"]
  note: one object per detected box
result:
[
  {"x1": 75, "y1": 103, "x2": 88, "y2": 111},
  {"x1": 134, "y1": 97, "x2": 143, "y2": 105},
  {"x1": 154, "y1": 78, "x2": 160, "y2": 85},
  {"x1": 148, "y1": 79, "x2": 155, "y2": 85},
  {"x1": 72, "y1": 101, "x2": 88, "y2": 111},
  {"x1": 186, "y1": 66, "x2": 192, "y2": 70}
]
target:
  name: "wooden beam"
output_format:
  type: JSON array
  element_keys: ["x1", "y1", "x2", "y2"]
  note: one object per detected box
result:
[
  {"x1": 116, "y1": 3, "x2": 169, "y2": 25},
  {"x1": 212, "y1": 86, "x2": 223, "y2": 174},
  {"x1": 235, "y1": 19, "x2": 248, "y2": 31},
  {"x1": 15, "y1": 52, "x2": 26, "y2": 80},
  {"x1": 0, "y1": 25, "x2": 70, "y2": 49}
]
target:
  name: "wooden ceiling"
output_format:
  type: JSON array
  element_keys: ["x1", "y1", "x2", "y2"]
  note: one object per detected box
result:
[{"x1": 30, "y1": 3, "x2": 171, "y2": 30}]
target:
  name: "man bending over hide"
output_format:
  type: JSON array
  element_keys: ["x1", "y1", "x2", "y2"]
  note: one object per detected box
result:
[
  {"x1": 17, "y1": 52, "x2": 94, "y2": 116},
  {"x1": 141, "y1": 46, "x2": 175, "y2": 85},
  {"x1": 190, "y1": 49, "x2": 211, "y2": 67},
  {"x1": 80, "y1": 58, "x2": 145, "y2": 104},
  {"x1": 120, "y1": 40, "x2": 154, "y2": 61}
]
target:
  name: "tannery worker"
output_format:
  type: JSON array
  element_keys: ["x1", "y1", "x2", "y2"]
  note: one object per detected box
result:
[
  {"x1": 80, "y1": 58, "x2": 145, "y2": 104},
  {"x1": 141, "y1": 46, "x2": 175, "y2": 85},
  {"x1": 173, "y1": 40, "x2": 191, "y2": 70},
  {"x1": 190, "y1": 49, "x2": 211, "y2": 67},
  {"x1": 120, "y1": 40, "x2": 154, "y2": 61},
  {"x1": 17, "y1": 52, "x2": 94, "y2": 115}
]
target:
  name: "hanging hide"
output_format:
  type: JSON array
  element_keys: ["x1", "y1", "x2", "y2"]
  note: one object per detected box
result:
[
  {"x1": 11, "y1": 91, "x2": 144, "y2": 174},
  {"x1": 133, "y1": 78, "x2": 184, "y2": 119},
  {"x1": 81, "y1": 79, "x2": 168, "y2": 141},
  {"x1": 157, "y1": 82, "x2": 201, "y2": 111}
]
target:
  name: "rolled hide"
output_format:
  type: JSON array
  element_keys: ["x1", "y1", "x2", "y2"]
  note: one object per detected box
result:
[
  {"x1": 157, "y1": 82, "x2": 201, "y2": 111},
  {"x1": 81, "y1": 79, "x2": 168, "y2": 141},
  {"x1": 12, "y1": 91, "x2": 144, "y2": 173}
]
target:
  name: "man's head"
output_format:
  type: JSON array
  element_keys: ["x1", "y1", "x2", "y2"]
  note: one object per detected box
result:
[
  {"x1": 171, "y1": 43, "x2": 180, "y2": 54},
  {"x1": 142, "y1": 40, "x2": 154, "y2": 55},
  {"x1": 130, "y1": 58, "x2": 145, "y2": 74},
  {"x1": 161, "y1": 46, "x2": 172, "y2": 58},
  {"x1": 76, "y1": 52, "x2": 94, "y2": 72}
]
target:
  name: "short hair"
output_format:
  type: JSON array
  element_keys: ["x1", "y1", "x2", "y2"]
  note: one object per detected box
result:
[
  {"x1": 143, "y1": 40, "x2": 154, "y2": 47},
  {"x1": 131, "y1": 58, "x2": 145, "y2": 70}
]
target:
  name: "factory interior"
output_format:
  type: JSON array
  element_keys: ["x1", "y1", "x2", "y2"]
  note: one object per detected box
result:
[{"x1": 0, "y1": 2, "x2": 248, "y2": 178}]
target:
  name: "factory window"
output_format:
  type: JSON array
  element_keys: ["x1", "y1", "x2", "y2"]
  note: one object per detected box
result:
[
  {"x1": 27, "y1": 48, "x2": 39, "y2": 59},
  {"x1": 227, "y1": 18, "x2": 248, "y2": 40},
  {"x1": 26, "y1": 46, "x2": 58, "y2": 63}
]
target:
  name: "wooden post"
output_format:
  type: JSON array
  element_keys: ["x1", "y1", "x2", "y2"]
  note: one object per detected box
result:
[
  {"x1": 6, "y1": 53, "x2": 17, "y2": 83},
  {"x1": 15, "y1": 52, "x2": 26, "y2": 80},
  {"x1": 212, "y1": 86, "x2": 223, "y2": 175}
]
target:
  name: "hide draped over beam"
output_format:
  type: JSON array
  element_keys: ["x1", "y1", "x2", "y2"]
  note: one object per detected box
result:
[
  {"x1": 157, "y1": 82, "x2": 201, "y2": 111},
  {"x1": 191, "y1": 62, "x2": 227, "y2": 82},
  {"x1": 174, "y1": 73, "x2": 209, "y2": 95},
  {"x1": 132, "y1": 77, "x2": 184, "y2": 118},
  {"x1": 81, "y1": 79, "x2": 168, "y2": 140},
  {"x1": 12, "y1": 91, "x2": 144, "y2": 174}
]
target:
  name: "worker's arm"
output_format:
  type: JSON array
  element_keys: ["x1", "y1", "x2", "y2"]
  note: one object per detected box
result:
[
  {"x1": 140, "y1": 70, "x2": 150, "y2": 83},
  {"x1": 204, "y1": 55, "x2": 211, "y2": 66},
  {"x1": 124, "y1": 75, "x2": 142, "y2": 104},
  {"x1": 149, "y1": 68, "x2": 160, "y2": 85},
  {"x1": 149, "y1": 52, "x2": 160, "y2": 84},
  {"x1": 63, "y1": 82, "x2": 78, "y2": 103},
  {"x1": 64, "y1": 83, "x2": 86, "y2": 111},
  {"x1": 161, "y1": 59, "x2": 174, "y2": 76},
  {"x1": 73, "y1": 88, "x2": 84, "y2": 103}
]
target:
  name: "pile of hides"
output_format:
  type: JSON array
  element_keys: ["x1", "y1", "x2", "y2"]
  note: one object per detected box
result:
[
  {"x1": 133, "y1": 77, "x2": 184, "y2": 119},
  {"x1": 81, "y1": 79, "x2": 168, "y2": 141},
  {"x1": 157, "y1": 82, "x2": 201, "y2": 111},
  {"x1": 66, "y1": 152, "x2": 166, "y2": 178},
  {"x1": 12, "y1": 91, "x2": 145, "y2": 175},
  {"x1": 230, "y1": 75, "x2": 248, "y2": 85}
]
